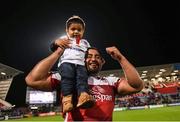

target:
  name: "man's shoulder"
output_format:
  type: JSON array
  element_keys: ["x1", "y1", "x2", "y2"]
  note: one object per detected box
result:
[
  {"x1": 104, "y1": 76, "x2": 120, "y2": 85},
  {"x1": 88, "y1": 76, "x2": 119, "y2": 86},
  {"x1": 105, "y1": 76, "x2": 119, "y2": 81},
  {"x1": 51, "y1": 72, "x2": 61, "y2": 81},
  {"x1": 50, "y1": 72, "x2": 61, "y2": 90}
]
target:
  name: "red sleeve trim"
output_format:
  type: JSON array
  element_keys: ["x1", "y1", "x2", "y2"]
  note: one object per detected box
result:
[{"x1": 50, "y1": 73, "x2": 61, "y2": 90}]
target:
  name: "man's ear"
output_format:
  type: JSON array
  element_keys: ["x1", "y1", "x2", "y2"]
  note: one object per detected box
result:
[{"x1": 102, "y1": 58, "x2": 105, "y2": 65}]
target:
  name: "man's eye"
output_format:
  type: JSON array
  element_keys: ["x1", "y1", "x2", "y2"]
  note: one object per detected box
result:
[
  {"x1": 95, "y1": 56, "x2": 101, "y2": 59},
  {"x1": 87, "y1": 56, "x2": 92, "y2": 58},
  {"x1": 87, "y1": 55, "x2": 92, "y2": 58}
]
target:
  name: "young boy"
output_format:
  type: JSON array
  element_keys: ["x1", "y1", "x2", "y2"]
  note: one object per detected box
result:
[{"x1": 50, "y1": 15, "x2": 94, "y2": 113}]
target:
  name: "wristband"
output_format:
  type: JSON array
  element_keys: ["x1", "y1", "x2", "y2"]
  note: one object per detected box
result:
[{"x1": 50, "y1": 42, "x2": 59, "y2": 52}]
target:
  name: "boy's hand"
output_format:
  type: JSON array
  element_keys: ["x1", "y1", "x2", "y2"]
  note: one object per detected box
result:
[{"x1": 55, "y1": 38, "x2": 71, "y2": 49}]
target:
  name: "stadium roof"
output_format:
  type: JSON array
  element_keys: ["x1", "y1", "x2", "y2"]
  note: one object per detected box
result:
[
  {"x1": 0, "y1": 63, "x2": 23, "y2": 80},
  {"x1": 99, "y1": 63, "x2": 180, "y2": 81}
]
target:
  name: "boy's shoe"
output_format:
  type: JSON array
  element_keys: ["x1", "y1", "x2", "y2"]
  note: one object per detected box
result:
[
  {"x1": 62, "y1": 95, "x2": 73, "y2": 113},
  {"x1": 77, "y1": 92, "x2": 95, "y2": 108}
]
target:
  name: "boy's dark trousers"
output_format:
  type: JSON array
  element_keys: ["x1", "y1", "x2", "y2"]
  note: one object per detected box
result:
[{"x1": 59, "y1": 62, "x2": 89, "y2": 96}]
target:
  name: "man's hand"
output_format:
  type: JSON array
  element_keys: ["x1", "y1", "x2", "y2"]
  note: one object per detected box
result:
[
  {"x1": 55, "y1": 38, "x2": 71, "y2": 49},
  {"x1": 106, "y1": 46, "x2": 124, "y2": 61}
]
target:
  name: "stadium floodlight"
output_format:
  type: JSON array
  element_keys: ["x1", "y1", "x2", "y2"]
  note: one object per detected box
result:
[
  {"x1": 155, "y1": 74, "x2": 160, "y2": 78},
  {"x1": 157, "y1": 77, "x2": 163, "y2": 81},
  {"x1": 171, "y1": 72, "x2": 176, "y2": 76},
  {"x1": 109, "y1": 74, "x2": 114, "y2": 77},
  {"x1": 173, "y1": 70, "x2": 179, "y2": 73},
  {"x1": 166, "y1": 76, "x2": 170, "y2": 79},
  {"x1": 159, "y1": 72, "x2": 163, "y2": 74},
  {"x1": 140, "y1": 76, "x2": 145, "y2": 78},
  {"x1": 160, "y1": 69, "x2": 166, "y2": 72},
  {"x1": 1, "y1": 72, "x2": 6, "y2": 75},
  {"x1": 143, "y1": 79, "x2": 148, "y2": 81},
  {"x1": 151, "y1": 78, "x2": 155, "y2": 81},
  {"x1": 173, "y1": 76, "x2": 177, "y2": 78},
  {"x1": 142, "y1": 70, "x2": 148, "y2": 73}
]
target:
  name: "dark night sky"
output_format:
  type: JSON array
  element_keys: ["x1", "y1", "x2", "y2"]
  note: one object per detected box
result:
[
  {"x1": 0, "y1": 0, "x2": 180, "y2": 106},
  {"x1": 0, "y1": 0, "x2": 180, "y2": 73}
]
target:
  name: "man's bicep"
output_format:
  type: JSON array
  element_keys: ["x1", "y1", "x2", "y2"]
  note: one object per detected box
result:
[
  {"x1": 37, "y1": 77, "x2": 53, "y2": 91},
  {"x1": 25, "y1": 72, "x2": 52, "y2": 91},
  {"x1": 117, "y1": 78, "x2": 139, "y2": 95}
]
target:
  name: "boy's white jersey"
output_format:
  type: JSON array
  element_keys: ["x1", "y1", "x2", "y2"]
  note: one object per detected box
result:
[{"x1": 58, "y1": 36, "x2": 90, "y2": 67}]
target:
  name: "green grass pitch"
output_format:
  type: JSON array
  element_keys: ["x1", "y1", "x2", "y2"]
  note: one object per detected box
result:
[{"x1": 6, "y1": 106, "x2": 180, "y2": 121}]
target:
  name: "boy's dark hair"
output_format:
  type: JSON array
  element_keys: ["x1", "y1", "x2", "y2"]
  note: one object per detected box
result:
[{"x1": 66, "y1": 15, "x2": 85, "y2": 29}]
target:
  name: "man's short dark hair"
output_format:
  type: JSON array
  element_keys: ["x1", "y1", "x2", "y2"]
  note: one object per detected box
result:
[{"x1": 85, "y1": 47, "x2": 103, "y2": 60}]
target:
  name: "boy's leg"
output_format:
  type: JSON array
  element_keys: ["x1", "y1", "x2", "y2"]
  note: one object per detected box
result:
[
  {"x1": 76, "y1": 65, "x2": 94, "y2": 108},
  {"x1": 76, "y1": 65, "x2": 89, "y2": 95},
  {"x1": 59, "y1": 63, "x2": 76, "y2": 112}
]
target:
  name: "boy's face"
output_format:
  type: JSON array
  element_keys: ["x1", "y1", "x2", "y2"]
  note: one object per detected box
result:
[{"x1": 66, "y1": 23, "x2": 85, "y2": 39}]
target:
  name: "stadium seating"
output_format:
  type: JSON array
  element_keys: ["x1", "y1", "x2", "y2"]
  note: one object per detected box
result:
[{"x1": 0, "y1": 79, "x2": 13, "y2": 100}]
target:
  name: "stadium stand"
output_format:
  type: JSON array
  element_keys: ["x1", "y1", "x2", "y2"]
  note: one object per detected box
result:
[
  {"x1": 0, "y1": 79, "x2": 13, "y2": 100},
  {"x1": 0, "y1": 63, "x2": 23, "y2": 101},
  {"x1": 100, "y1": 63, "x2": 180, "y2": 108},
  {"x1": 0, "y1": 63, "x2": 23, "y2": 120}
]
